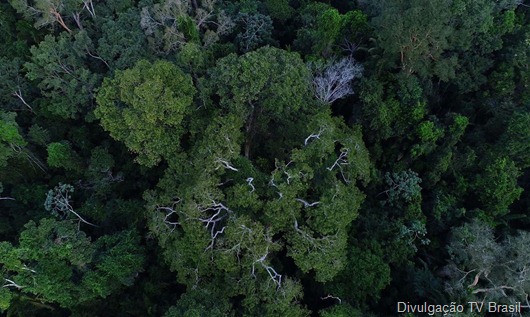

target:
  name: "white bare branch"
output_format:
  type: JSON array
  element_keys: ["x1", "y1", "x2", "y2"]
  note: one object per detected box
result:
[
  {"x1": 313, "y1": 57, "x2": 363, "y2": 104},
  {"x1": 327, "y1": 148, "x2": 350, "y2": 183},
  {"x1": 198, "y1": 201, "x2": 233, "y2": 251},
  {"x1": 268, "y1": 178, "x2": 283, "y2": 199},
  {"x1": 85, "y1": 47, "x2": 110, "y2": 69},
  {"x1": 253, "y1": 251, "x2": 282, "y2": 289},
  {"x1": 246, "y1": 177, "x2": 255, "y2": 193},
  {"x1": 321, "y1": 294, "x2": 342, "y2": 304},
  {"x1": 83, "y1": 0, "x2": 96, "y2": 17},
  {"x1": 215, "y1": 158, "x2": 238, "y2": 171},
  {"x1": 21, "y1": 264, "x2": 36, "y2": 273},
  {"x1": 157, "y1": 206, "x2": 181, "y2": 231},
  {"x1": 295, "y1": 198, "x2": 320, "y2": 207},
  {"x1": 3, "y1": 278, "x2": 23, "y2": 290},
  {"x1": 12, "y1": 88, "x2": 34, "y2": 113},
  {"x1": 294, "y1": 219, "x2": 338, "y2": 252},
  {"x1": 45, "y1": 184, "x2": 98, "y2": 228},
  {"x1": 304, "y1": 127, "x2": 325, "y2": 146}
]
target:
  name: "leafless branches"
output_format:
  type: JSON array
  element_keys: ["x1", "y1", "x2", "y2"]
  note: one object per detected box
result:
[
  {"x1": 327, "y1": 148, "x2": 350, "y2": 183},
  {"x1": 304, "y1": 127, "x2": 325, "y2": 146},
  {"x1": 215, "y1": 158, "x2": 238, "y2": 171},
  {"x1": 313, "y1": 57, "x2": 363, "y2": 104},
  {"x1": 295, "y1": 198, "x2": 320, "y2": 207},
  {"x1": 12, "y1": 88, "x2": 34, "y2": 113},
  {"x1": 82, "y1": 0, "x2": 95, "y2": 17},
  {"x1": 246, "y1": 177, "x2": 255, "y2": 192},
  {"x1": 252, "y1": 243, "x2": 282, "y2": 289},
  {"x1": 321, "y1": 294, "x2": 342, "y2": 304},
  {"x1": 3, "y1": 278, "x2": 23, "y2": 290}
]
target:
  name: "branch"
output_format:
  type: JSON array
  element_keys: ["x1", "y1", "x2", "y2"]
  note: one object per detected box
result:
[
  {"x1": 3, "y1": 278, "x2": 23, "y2": 290},
  {"x1": 12, "y1": 88, "x2": 34, "y2": 113},
  {"x1": 198, "y1": 201, "x2": 233, "y2": 251},
  {"x1": 321, "y1": 294, "x2": 342, "y2": 304},
  {"x1": 295, "y1": 198, "x2": 320, "y2": 207},
  {"x1": 83, "y1": 0, "x2": 96, "y2": 17},
  {"x1": 253, "y1": 252, "x2": 282, "y2": 289},
  {"x1": 85, "y1": 47, "x2": 110, "y2": 69},
  {"x1": 304, "y1": 127, "x2": 325, "y2": 146},
  {"x1": 246, "y1": 177, "x2": 255, "y2": 193},
  {"x1": 327, "y1": 148, "x2": 350, "y2": 183},
  {"x1": 215, "y1": 158, "x2": 238, "y2": 171},
  {"x1": 472, "y1": 285, "x2": 515, "y2": 294}
]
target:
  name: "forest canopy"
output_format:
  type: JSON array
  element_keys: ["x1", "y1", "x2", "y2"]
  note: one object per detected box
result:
[{"x1": 1, "y1": 0, "x2": 530, "y2": 316}]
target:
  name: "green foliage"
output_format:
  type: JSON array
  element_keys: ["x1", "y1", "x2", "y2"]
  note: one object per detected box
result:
[
  {"x1": 264, "y1": 0, "x2": 293, "y2": 21},
  {"x1": 0, "y1": 218, "x2": 144, "y2": 310},
  {"x1": 0, "y1": 111, "x2": 26, "y2": 168},
  {"x1": 1, "y1": 0, "x2": 530, "y2": 315},
  {"x1": 25, "y1": 33, "x2": 100, "y2": 119},
  {"x1": 97, "y1": 9, "x2": 149, "y2": 70},
  {"x1": 319, "y1": 304, "x2": 362, "y2": 317},
  {"x1": 295, "y1": 4, "x2": 367, "y2": 57},
  {"x1": 236, "y1": 13, "x2": 273, "y2": 52},
  {"x1": 95, "y1": 59, "x2": 196, "y2": 167},
  {"x1": 326, "y1": 243, "x2": 391, "y2": 304},
  {"x1": 499, "y1": 112, "x2": 530, "y2": 168},
  {"x1": 46, "y1": 142, "x2": 80, "y2": 171},
  {"x1": 28, "y1": 124, "x2": 50, "y2": 146},
  {"x1": 208, "y1": 46, "x2": 314, "y2": 158},
  {"x1": 383, "y1": 170, "x2": 422, "y2": 206},
  {"x1": 473, "y1": 157, "x2": 522, "y2": 219}
]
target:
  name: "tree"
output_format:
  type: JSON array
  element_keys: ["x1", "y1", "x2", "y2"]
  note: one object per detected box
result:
[
  {"x1": 0, "y1": 57, "x2": 34, "y2": 112},
  {"x1": 139, "y1": 0, "x2": 234, "y2": 55},
  {"x1": 44, "y1": 183, "x2": 96, "y2": 228},
  {"x1": 372, "y1": 0, "x2": 453, "y2": 78},
  {"x1": 381, "y1": 169, "x2": 422, "y2": 206},
  {"x1": 446, "y1": 221, "x2": 530, "y2": 306},
  {"x1": 264, "y1": 0, "x2": 293, "y2": 22},
  {"x1": 325, "y1": 242, "x2": 390, "y2": 305},
  {"x1": 46, "y1": 142, "x2": 82, "y2": 171},
  {"x1": 95, "y1": 59, "x2": 196, "y2": 167},
  {"x1": 498, "y1": 112, "x2": 530, "y2": 169},
  {"x1": 312, "y1": 56, "x2": 363, "y2": 105},
  {"x1": 472, "y1": 156, "x2": 522, "y2": 220},
  {"x1": 295, "y1": 4, "x2": 368, "y2": 57},
  {"x1": 207, "y1": 46, "x2": 314, "y2": 159},
  {"x1": 0, "y1": 112, "x2": 26, "y2": 169},
  {"x1": 235, "y1": 13, "x2": 273, "y2": 52},
  {"x1": 371, "y1": 0, "x2": 520, "y2": 83},
  {"x1": 25, "y1": 32, "x2": 100, "y2": 119},
  {"x1": 9, "y1": 0, "x2": 88, "y2": 33},
  {"x1": 97, "y1": 9, "x2": 149, "y2": 70},
  {"x1": 0, "y1": 218, "x2": 144, "y2": 311}
]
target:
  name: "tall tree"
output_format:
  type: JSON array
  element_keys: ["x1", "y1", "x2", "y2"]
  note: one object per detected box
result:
[{"x1": 95, "y1": 59, "x2": 196, "y2": 167}]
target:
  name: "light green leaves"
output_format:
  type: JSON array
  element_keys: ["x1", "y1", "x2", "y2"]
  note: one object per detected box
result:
[{"x1": 95, "y1": 59, "x2": 196, "y2": 167}]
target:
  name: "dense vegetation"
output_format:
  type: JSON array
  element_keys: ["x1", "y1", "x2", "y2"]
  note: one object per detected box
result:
[{"x1": 1, "y1": 0, "x2": 529, "y2": 316}]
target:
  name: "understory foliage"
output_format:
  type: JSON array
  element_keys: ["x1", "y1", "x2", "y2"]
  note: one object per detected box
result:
[{"x1": 1, "y1": 0, "x2": 529, "y2": 316}]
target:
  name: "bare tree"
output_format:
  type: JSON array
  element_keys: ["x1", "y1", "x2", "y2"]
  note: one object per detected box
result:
[{"x1": 312, "y1": 57, "x2": 363, "y2": 104}]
